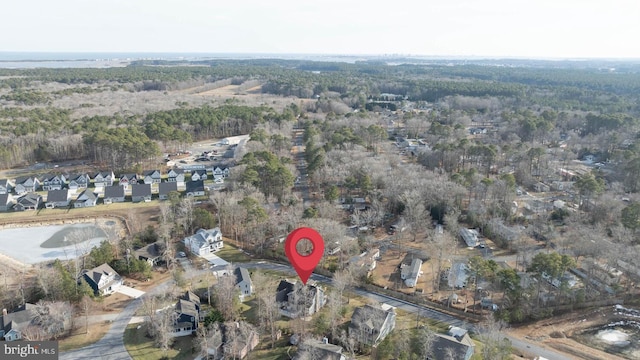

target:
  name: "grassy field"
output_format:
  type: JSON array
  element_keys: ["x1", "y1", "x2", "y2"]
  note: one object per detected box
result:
[
  {"x1": 216, "y1": 242, "x2": 253, "y2": 263},
  {"x1": 59, "y1": 321, "x2": 111, "y2": 352},
  {"x1": 124, "y1": 323, "x2": 195, "y2": 360}
]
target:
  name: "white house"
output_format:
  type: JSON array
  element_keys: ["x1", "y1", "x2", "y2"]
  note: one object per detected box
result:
[
  {"x1": 184, "y1": 228, "x2": 223, "y2": 256},
  {"x1": 234, "y1": 267, "x2": 253, "y2": 301},
  {"x1": 400, "y1": 258, "x2": 422, "y2": 287},
  {"x1": 74, "y1": 189, "x2": 98, "y2": 208},
  {"x1": 82, "y1": 263, "x2": 123, "y2": 296}
]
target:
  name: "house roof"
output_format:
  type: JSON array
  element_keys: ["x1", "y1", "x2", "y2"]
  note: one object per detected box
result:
[
  {"x1": 168, "y1": 168, "x2": 184, "y2": 175},
  {"x1": 431, "y1": 333, "x2": 474, "y2": 360},
  {"x1": 131, "y1": 184, "x2": 152, "y2": 197},
  {"x1": 175, "y1": 299, "x2": 198, "y2": 318},
  {"x1": 17, "y1": 193, "x2": 41, "y2": 206},
  {"x1": 234, "y1": 267, "x2": 252, "y2": 286},
  {"x1": 92, "y1": 171, "x2": 114, "y2": 179},
  {"x1": 120, "y1": 173, "x2": 138, "y2": 181},
  {"x1": 15, "y1": 176, "x2": 37, "y2": 185},
  {"x1": 159, "y1": 181, "x2": 178, "y2": 195},
  {"x1": 0, "y1": 303, "x2": 38, "y2": 336},
  {"x1": 349, "y1": 304, "x2": 395, "y2": 336},
  {"x1": 143, "y1": 170, "x2": 161, "y2": 177},
  {"x1": 69, "y1": 173, "x2": 89, "y2": 182},
  {"x1": 401, "y1": 258, "x2": 422, "y2": 279},
  {"x1": 296, "y1": 339, "x2": 344, "y2": 360},
  {"x1": 0, "y1": 179, "x2": 10, "y2": 187},
  {"x1": 0, "y1": 193, "x2": 11, "y2": 205},
  {"x1": 41, "y1": 173, "x2": 65, "y2": 182},
  {"x1": 77, "y1": 189, "x2": 97, "y2": 202},
  {"x1": 193, "y1": 169, "x2": 207, "y2": 175},
  {"x1": 181, "y1": 291, "x2": 200, "y2": 305},
  {"x1": 276, "y1": 279, "x2": 296, "y2": 303},
  {"x1": 186, "y1": 180, "x2": 205, "y2": 193},
  {"x1": 83, "y1": 263, "x2": 120, "y2": 289},
  {"x1": 47, "y1": 189, "x2": 69, "y2": 202},
  {"x1": 135, "y1": 242, "x2": 164, "y2": 260},
  {"x1": 104, "y1": 185, "x2": 125, "y2": 198}
]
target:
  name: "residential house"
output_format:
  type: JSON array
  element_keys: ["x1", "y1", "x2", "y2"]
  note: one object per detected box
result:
[
  {"x1": 212, "y1": 166, "x2": 230, "y2": 182},
  {"x1": 234, "y1": 267, "x2": 253, "y2": 300},
  {"x1": 45, "y1": 189, "x2": 71, "y2": 209},
  {"x1": 14, "y1": 176, "x2": 40, "y2": 195},
  {"x1": 295, "y1": 338, "x2": 347, "y2": 360},
  {"x1": 0, "y1": 179, "x2": 13, "y2": 194},
  {"x1": 350, "y1": 249, "x2": 380, "y2": 276},
  {"x1": 0, "y1": 193, "x2": 13, "y2": 211},
  {"x1": 135, "y1": 242, "x2": 165, "y2": 266},
  {"x1": 74, "y1": 189, "x2": 98, "y2": 208},
  {"x1": 67, "y1": 174, "x2": 90, "y2": 191},
  {"x1": 0, "y1": 304, "x2": 38, "y2": 341},
  {"x1": 551, "y1": 181, "x2": 574, "y2": 192},
  {"x1": 118, "y1": 173, "x2": 139, "y2": 188},
  {"x1": 429, "y1": 331, "x2": 475, "y2": 360},
  {"x1": 276, "y1": 279, "x2": 326, "y2": 319},
  {"x1": 191, "y1": 169, "x2": 208, "y2": 182},
  {"x1": 459, "y1": 228, "x2": 479, "y2": 247},
  {"x1": 203, "y1": 322, "x2": 225, "y2": 359},
  {"x1": 142, "y1": 170, "x2": 162, "y2": 184},
  {"x1": 532, "y1": 182, "x2": 551, "y2": 193},
  {"x1": 41, "y1": 174, "x2": 66, "y2": 191},
  {"x1": 158, "y1": 181, "x2": 178, "y2": 200},
  {"x1": 131, "y1": 183, "x2": 152, "y2": 202},
  {"x1": 82, "y1": 263, "x2": 123, "y2": 296},
  {"x1": 183, "y1": 228, "x2": 223, "y2": 255},
  {"x1": 172, "y1": 298, "x2": 199, "y2": 337},
  {"x1": 400, "y1": 258, "x2": 422, "y2": 288},
  {"x1": 185, "y1": 180, "x2": 205, "y2": 197},
  {"x1": 349, "y1": 303, "x2": 396, "y2": 346},
  {"x1": 223, "y1": 321, "x2": 259, "y2": 359},
  {"x1": 14, "y1": 193, "x2": 42, "y2": 211},
  {"x1": 166, "y1": 168, "x2": 185, "y2": 185},
  {"x1": 92, "y1": 171, "x2": 115, "y2": 188},
  {"x1": 103, "y1": 185, "x2": 125, "y2": 204},
  {"x1": 448, "y1": 262, "x2": 470, "y2": 289}
]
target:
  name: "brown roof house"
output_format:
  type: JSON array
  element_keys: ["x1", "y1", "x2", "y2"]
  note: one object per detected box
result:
[{"x1": 82, "y1": 263, "x2": 123, "y2": 296}]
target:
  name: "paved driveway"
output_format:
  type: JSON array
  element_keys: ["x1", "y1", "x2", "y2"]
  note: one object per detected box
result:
[
  {"x1": 116, "y1": 285, "x2": 145, "y2": 298},
  {"x1": 200, "y1": 252, "x2": 229, "y2": 267}
]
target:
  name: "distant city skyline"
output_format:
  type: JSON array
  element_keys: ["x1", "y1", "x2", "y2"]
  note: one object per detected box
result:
[{"x1": 3, "y1": 0, "x2": 640, "y2": 59}]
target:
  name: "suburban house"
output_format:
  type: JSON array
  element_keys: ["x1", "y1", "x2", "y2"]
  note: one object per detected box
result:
[
  {"x1": 184, "y1": 228, "x2": 223, "y2": 255},
  {"x1": 158, "y1": 181, "x2": 178, "y2": 200},
  {"x1": 74, "y1": 189, "x2": 98, "y2": 208},
  {"x1": 0, "y1": 179, "x2": 13, "y2": 194},
  {"x1": 185, "y1": 180, "x2": 206, "y2": 197},
  {"x1": 234, "y1": 267, "x2": 253, "y2": 300},
  {"x1": 14, "y1": 176, "x2": 40, "y2": 195},
  {"x1": 135, "y1": 242, "x2": 165, "y2": 266},
  {"x1": 14, "y1": 193, "x2": 42, "y2": 211},
  {"x1": 459, "y1": 228, "x2": 479, "y2": 247},
  {"x1": 142, "y1": 170, "x2": 162, "y2": 184},
  {"x1": 131, "y1": 183, "x2": 152, "y2": 202},
  {"x1": 67, "y1": 174, "x2": 90, "y2": 190},
  {"x1": 45, "y1": 189, "x2": 71, "y2": 209},
  {"x1": 191, "y1": 169, "x2": 208, "y2": 181},
  {"x1": 400, "y1": 258, "x2": 422, "y2": 288},
  {"x1": 212, "y1": 166, "x2": 230, "y2": 182},
  {"x1": 532, "y1": 182, "x2": 551, "y2": 193},
  {"x1": 118, "y1": 173, "x2": 139, "y2": 188},
  {"x1": 92, "y1": 171, "x2": 115, "y2": 187},
  {"x1": 172, "y1": 292, "x2": 201, "y2": 337},
  {"x1": 41, "y1": 174, "x2": 66, "y2": 191},
  {"x1": 349, "y1": 303, "x2": 396, "y2": 346},
  {"x1": 276, "y1": 279, "x2": 326, "y2": 319},
  {"x1": 0, "y1": 193, "x2": 13, "y2": 211},
  {"x1": 448, "y1": 262, "x2": 470, "y2": 289},
  {"x1": 167, "y1": 168, "x2": 185, "y2": 184},
  {"x1": 204, "y1": 321, "x2": 259, "y2": 360},
  {"x1": 103, "y1": 185, "x2": 125, "y2": 204},
  {"x1": 0, "y1": 304, "x2": 38, "y2": 341},
  {"x1": 350, "y1": 248, "x2": 380, "y2": 276},
  {"x1": 295, "y1": 338, "x2": 347, "y2": 360},
  {"x1": 430, "y1": 329, "x2": 475, "y2": 360},
  {"x1": 82, "y1": 263, "x2": 123, "y2": 296}
]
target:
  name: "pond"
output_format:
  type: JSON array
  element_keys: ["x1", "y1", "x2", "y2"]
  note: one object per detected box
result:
[
  {"x1": 0, "y1": 222, "x2": 114, "y2": 264},
  {"x1": 574, "y1": 305, "x2": 640, "y2": 359}
]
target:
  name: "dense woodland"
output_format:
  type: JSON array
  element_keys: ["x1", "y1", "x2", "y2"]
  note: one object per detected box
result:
[{"x1": 4, "y1": 59, "x2": 640, "y2": 357}]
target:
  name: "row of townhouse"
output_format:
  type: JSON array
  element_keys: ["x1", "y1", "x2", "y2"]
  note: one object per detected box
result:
[{"x1": 0, "y1": 166, "x2": 230, "y2": 195}]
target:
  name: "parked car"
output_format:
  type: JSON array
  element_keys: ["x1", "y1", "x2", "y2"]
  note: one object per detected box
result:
[{"x1": 178, "y1": 251, "x2": 186, "y2": 257}]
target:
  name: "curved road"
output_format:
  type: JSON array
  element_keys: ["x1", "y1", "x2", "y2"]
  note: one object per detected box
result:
[{"x1": 61, "y1": 260, "x2": 573, "y2": 360}]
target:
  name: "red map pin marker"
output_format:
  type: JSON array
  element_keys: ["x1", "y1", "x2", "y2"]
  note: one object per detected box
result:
[{"x1": 284, "y1": 227, "x2": 324, "y2": 285}]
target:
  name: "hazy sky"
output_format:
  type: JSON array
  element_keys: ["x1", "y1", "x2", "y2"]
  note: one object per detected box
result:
[{"x1": 3, "y1": 0, "x2": 640, "y2": 58}]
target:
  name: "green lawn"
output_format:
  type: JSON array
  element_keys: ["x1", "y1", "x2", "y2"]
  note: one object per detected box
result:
[
  {"x1": 216, "y1": 243, "x2": 253, "y2": 263},
  {"x1": 124, "y1": 324, "x2": 195, "y2": 360}
]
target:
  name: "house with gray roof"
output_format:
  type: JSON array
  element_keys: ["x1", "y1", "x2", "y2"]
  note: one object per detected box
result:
[
  {"x1": 14, "y1": 176, "x2": 39, "y2": 195},
  {"x1": 68, "y1": 173, "x2": 90, "y2": 190},
  {"x1": 185, "y1": 180, "x2": 205, "y2": 197},
  {"x1": 276, "y1": 279, "x2": 326, "y2": 319},
  {"x1": 0, "y1": 193, "x2": 13, "y2": 211},
  {"x1": 234, "y1": 267, "x2": 253, "y2": 300},
  {"x1": 131, "y1": 183, "x2": 152, "y2": 202},
  {"x1": 118, "y1": 173, "x2": 139, "y2": 188},
  {"x1": 349, "y1": 303, "x2": 396, "y2": 346},
  {"x1": 143, "y1": 170, "x2": 162, "y2": 184},
  {"x1": 45, "y1": 189, "x2": 71, "y2": 209},
  {"x1": 74, "y1": 189, "x2": 98, "y2": 208},
  {"x1": 295, "y1": 338, "x2": 347, "y2": 360},
  {"x1": 172, "y1": 297, "x2": 199, "y2": 337},
  {"x1": 459, "y1": 228, "x2": 479, "y2": 247},
  {"x1": 92, "y1": 171, "x2": 115, "y2": 187},
  {"x1": 82, "y1": 263, "x2": 122, "y2": 296},
  {"x1": 430, "y1": 331, "x2": 475, "y2": 360},
  {"x1": 135, "y1": 242, "x2": 165, "y2": 266},
  {"x1": 184, "y1": 228, "x2": 223, "y2": 255},
  {"x1": 14, "y1": 193, "x2": 42, "y2": 211},
  {"x1": 0, "y1": 303, "x2": 39, "y2": 341},
  {"x1": 103, "y1": 185, "x2": 125, "y2": 204},
  {"x1": 190, "y1": 169, "x2": 208, "y2": 182},
  {"x1": 158, "y1": 181, "x2": 178, "y2": 200},
  {"x1": 0, "y1": 179, "x2": 13, "y2": 194},
  {"x1": 401, "y1": 258, "x2": 422, "y2": 287},
  {"x1": 41, "y1": 174, "x2": 66, "y2": 191}
]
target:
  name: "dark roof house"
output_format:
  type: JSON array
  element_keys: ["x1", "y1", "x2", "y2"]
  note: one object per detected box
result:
[
  {"x1": 349, "y1": 304, "x2": 396, "y2": 346},
  {"x1": 14, "y1": 193, "x2": 42, "y2": 211},
  {"x1": 158, "y1": 181, "x2": 178, "y2": 200},
  {"x1": 185, "y1": 180, "x2": 205, "y2": 197},
  {"x1": 103, "y1": 185, "x2": 125, "y2": 204},
  {"x1": 45, "y1": 189, "x2": 70, "y2": 209},
  {"x1": 82, "y1": 263, "x2": 123, "y2": 296},
  {"x1": 131, "y1": 183, "x2": 152, "y2": 202},
  {"x1": 0, "y1": 304, "x2": 39, "y2": 341}
]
